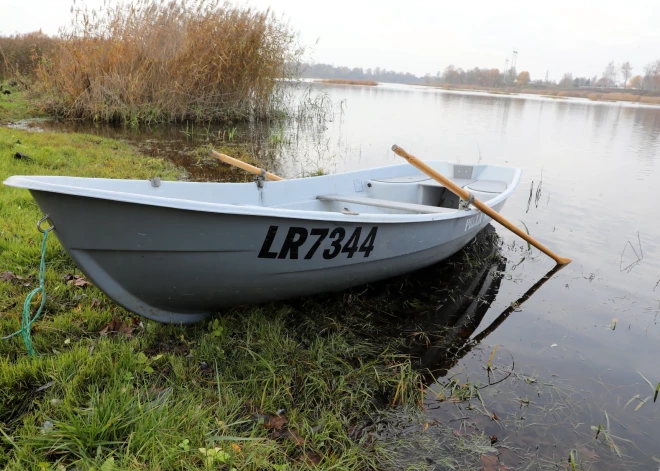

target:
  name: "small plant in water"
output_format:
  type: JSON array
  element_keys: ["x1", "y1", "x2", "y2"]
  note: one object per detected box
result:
[
  {"x1": 302, "y1": 168, "x2": 328, "y2": 177},
  {"x1": 486, "y1": 345, "x2": 499, "y2": 373},
  {"x1": 626, "y1": 370, "x2": 660, "y2": 410},
  {"x1": 590, "y1": 411, "x2": 625, "y2": 457},
  {"x1": 568, "y1": 449, "x2": 583, "y2": 471}
]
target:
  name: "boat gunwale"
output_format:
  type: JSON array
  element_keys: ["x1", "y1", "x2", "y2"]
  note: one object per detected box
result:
[{"x1": 4, "y1": 162, "x2": 522, "y2": 224}]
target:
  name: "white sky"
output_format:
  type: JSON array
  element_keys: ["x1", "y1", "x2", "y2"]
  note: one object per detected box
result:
[{"x1": 2, "y1": 0, "x2": 659, "y2": 81}]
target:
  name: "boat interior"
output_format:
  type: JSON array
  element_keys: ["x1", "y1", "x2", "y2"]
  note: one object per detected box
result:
[
  {"x1": 271, "y1": 163, "x2": 518, "y2": 216},
  {"x1": 6, "y1": 161, "x2": 520, "y2": 217}
]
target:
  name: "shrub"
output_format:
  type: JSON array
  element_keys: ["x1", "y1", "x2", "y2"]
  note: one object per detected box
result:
[
  {"x1": 35, "y1": 0, "x2": 303, "y2": 124},
  {"x1": 0, "y1": 31, "x2": 56, "y2": 81},
  {"x1": 639, "y1": 96, "x2": 660, "y2": 105},
  {"x1": 604, "y1": 93, "x2": 640, "y2": 102}
]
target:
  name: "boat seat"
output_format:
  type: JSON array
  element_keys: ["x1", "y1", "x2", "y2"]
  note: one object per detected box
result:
[
  {"x1": 372, "y1": 174, "x2": 479, "y2": 188},
  {"x1": 397, "y1": 176, "x2": 507, "y2": 194},
  {"x1": 371, "y1": 175, "x2": 432, "y2": 183},
  {"x1": 465, "y1": 180, "x2": 508, "y2": 193},
  {"x1": 316, "y1": 194, "x2": 456, "y2": 214},
  {"x1": 418, "y1": 178, "x2": 478, "y2": 188}
]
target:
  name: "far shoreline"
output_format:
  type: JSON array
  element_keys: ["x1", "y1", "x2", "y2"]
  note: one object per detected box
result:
[
  {"x1": 315, "y1": 79, "x2": 379, "y2": 86},
  {"x1": 417, "y1": 83, "x2": 660, "y2": 105}
]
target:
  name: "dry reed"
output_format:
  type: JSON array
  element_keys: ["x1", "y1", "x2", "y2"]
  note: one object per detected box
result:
[
  {"x1": 587, "y1": 92, "x2": 660, "y2": 104},
  {"x1": 317, "y1": 79, "x2": 378, "y2": 86},
  {"x1": 35, "y1": 0, "x2": 302, "y2": 124},
  {"x1": 0, "y1": 31, "x2": 56, "y2": 81},
  {"x1": 556, "y1": 90, "x2": 582, "y2": 98},
  {"x1": 640, "y1": 96, "x2": 660, "y2": 104}
]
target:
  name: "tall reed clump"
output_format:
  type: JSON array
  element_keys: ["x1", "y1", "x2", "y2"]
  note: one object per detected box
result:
[
  {"x1": 0, "y1": 31, "x2": 56, "y2": 82},
  {"x1": 35, "y1": 0, "x2": 303, "y2": 124}
]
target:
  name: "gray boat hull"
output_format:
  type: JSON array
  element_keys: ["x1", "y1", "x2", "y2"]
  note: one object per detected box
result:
[{"x1": 30, "y1": 190, "x2": 502, "y2": 323}]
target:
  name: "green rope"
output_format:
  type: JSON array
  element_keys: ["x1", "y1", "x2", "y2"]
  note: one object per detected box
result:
[{"x1": 1, "y1": 229, "x2": 50, "y2": 356}]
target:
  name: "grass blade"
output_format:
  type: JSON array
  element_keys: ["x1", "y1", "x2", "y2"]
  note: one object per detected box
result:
[
  {"x1": 519, "y1": 221, "x2": 531, "y2": 250},
  {"x1": 487, "y1": 345, "x2": 499, "y2": 372},
  {"x1": 637, "y1": 370, "x2": 655, "y2": 391},
  {"x1": 624, "y1": 394, "x2": 640, "y2": 409},
  {"x1": 634, "y1": 396, "x2": 652, "y2": 411}
]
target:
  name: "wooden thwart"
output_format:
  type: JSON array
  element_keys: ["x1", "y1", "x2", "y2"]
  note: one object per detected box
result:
[{"x1": 317, "y1": 194, "x2": 456, "y2": 214}]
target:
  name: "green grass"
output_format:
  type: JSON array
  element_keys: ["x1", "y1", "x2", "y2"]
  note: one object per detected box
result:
[
  {"x1": 0, "y1": 83, "x2": 44, "y2": 124},
  {"x1": 0, "y1": 124, "x2": 432, "y2": 470}
]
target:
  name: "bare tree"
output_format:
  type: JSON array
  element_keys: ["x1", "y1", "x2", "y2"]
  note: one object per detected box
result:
[
  {"x1": 558, "y1": 73, "x2": 573, "y2": 88},
  {"x1": 620, "y1": 62, "x2": 633, "y2": 88},
  {"x1": 602, "y1": 61, "x2": 617, "y2": 87},
  {"x1": 642, "y1": 59, "x2": 660, "y2": 90}
]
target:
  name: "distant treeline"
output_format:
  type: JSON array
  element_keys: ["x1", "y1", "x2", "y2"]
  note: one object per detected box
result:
[
  {"x1": 302, "y1": 61, "x2": 660, "y2": 91},
  {"x1": 301, "y1": 63, "x2": 420, "y2": 84}
]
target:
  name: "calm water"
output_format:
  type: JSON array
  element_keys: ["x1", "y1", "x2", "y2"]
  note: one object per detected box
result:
[
  {"x1": 13, "y1": 83, "x2": 660, "y2": 468},
  {"x1": 288, "y1": 84, "x2": 660, "y2": 469}
]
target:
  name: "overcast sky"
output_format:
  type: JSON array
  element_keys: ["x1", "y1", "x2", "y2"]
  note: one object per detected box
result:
[{"x1": 3, "y1": 0, "x2": 659, "y2": 81}]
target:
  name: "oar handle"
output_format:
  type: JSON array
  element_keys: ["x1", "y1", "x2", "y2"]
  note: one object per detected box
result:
[
  {"x1": 210, "y1": 150, "x2": 284, "y2": 181},
  {"x1": 391, "y1": 145, "x2": 571, "y2": 266}
]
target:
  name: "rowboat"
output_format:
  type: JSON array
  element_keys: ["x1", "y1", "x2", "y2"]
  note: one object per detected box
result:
[{"x1": 4, "y1": 159, "x2": 521, "y2": 323}]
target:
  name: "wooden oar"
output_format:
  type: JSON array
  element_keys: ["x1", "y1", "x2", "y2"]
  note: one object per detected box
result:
[
  {"x1": 391, "y1": 145, "x2": 571, "y2": 265},
  {"x1": 209, "y1": 149, "x2": 284, "y2": 181}
]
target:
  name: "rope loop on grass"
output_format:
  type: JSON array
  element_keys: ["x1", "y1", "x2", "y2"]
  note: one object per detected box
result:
[{"x1": 1, "y1": 228, "x2": 50, "y2": 356}]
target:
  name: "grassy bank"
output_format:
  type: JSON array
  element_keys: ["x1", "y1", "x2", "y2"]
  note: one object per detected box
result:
[
  {"x1": 0, "y1": 84, "x2": 44, "y2": 123},
  {"x1": 0, "y1": 124, "x2": 427, "y2": 469},
  {"x1": 316, "y1": 79, "x2": 378, "y2": 86}
]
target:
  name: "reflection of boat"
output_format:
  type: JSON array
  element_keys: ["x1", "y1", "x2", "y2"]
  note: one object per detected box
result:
[
  {"x1": 4, "y1": 161, "x2": 520, "y2": 323},
  {"x1": 393, "y1": 224, "x2": 507, "y2": 377},
  {"x1": 386, "y1": 225, "x2": 562, "y2": 380}
]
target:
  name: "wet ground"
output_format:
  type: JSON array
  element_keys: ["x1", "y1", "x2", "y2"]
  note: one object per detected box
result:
[{"x1": 6, "y1": 82, "x2": 660, "y2": 469}]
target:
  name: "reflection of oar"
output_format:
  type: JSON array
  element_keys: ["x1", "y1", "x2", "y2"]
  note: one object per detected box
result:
[
  {"x1": 472, "y1": 263, "x2": 565, "y2": 343},
  {"x1": 420, "y1": 263, "x2": 565, "y2": 383},
  {"x1": 209, "y1": 149, "x2": 284, "y2": 181},
  {"x1": 391, "y1": 145, "x2": 571, "y2": 266}
]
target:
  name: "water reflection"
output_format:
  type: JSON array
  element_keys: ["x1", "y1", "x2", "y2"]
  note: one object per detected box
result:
[{"x1": 290, "y1": 225, "x2": 513, "y2": 380}]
